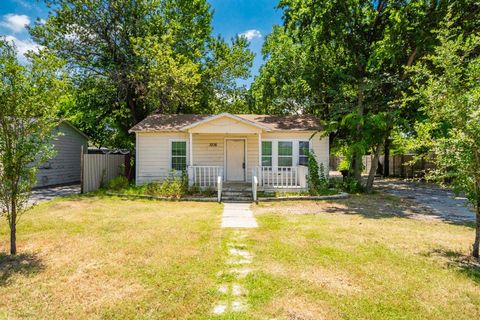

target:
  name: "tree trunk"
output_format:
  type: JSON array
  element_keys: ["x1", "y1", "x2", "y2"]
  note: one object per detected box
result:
[
  {"x1": 384, "y1": 138, "x2": 390, "y2": 177},
  {"x1": 366, "y1": 146, "x2": 381, "y2": 192},
  {"x1": 10, "y1": 203, "x2": 17, "y2": 255},
  {"x1": 353, "y1": 77, "x2": 365, "y2": 184},
  {"x1": 473, "y1": 202, "x2": 480, "y2": 258}
]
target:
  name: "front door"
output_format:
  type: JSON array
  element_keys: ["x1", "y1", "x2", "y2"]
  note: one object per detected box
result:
[{"x1": 226, "y1": 139, "x2": 245, "y2": 181}]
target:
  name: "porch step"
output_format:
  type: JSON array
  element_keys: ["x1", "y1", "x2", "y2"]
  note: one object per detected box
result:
[
  {"x1": 222, "y1": 197, "x2": 253, "y2": 203},
  {"x1": 222, "y1": 191, "x2": 252, "y2": 197}
]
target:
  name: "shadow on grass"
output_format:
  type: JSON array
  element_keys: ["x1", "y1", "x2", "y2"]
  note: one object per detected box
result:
[
  {"x1": 426, "y1": 248, "x2": 480, "y2": 284},
  {"x1": 318, "y1": 193, "x2": 475, "y2": 228},
  {"x1": 0, "y1": 252, "x2": 44, "y2": 286}
]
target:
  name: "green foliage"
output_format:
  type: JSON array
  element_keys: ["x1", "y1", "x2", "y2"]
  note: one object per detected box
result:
[
  {"x1": 307, "y1": 151, "x2": 329, "y2": 195},
  {"x1": 252, "y1": 0, "x2": 480, "y2": 187},
  {"x1": 410, "y1": 18, "x2": 480, "y2": 256},
  {"x1": 107, "y1": 176, "x2": 130, "y2": 191},
  {"x1": 0, "y1": 39, "x2": 68, "y2": 254},
  {"x1": 32, "y1": 0, "x2": 254, "y2": 148}
]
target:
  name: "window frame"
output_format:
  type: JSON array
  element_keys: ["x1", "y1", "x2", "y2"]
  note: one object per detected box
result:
[
  {"x1": 170, "y1": 139, "x2": 188, "y2": 172},
  {"x1": 261, "y1": 140, "x2": 273, "y2": 167},
  {"x1": 298, "y1": 140, "x2": 310, "y2": 166},
  {"x1": 277, "y1": 141, "x2": 293, "y2": 167}
]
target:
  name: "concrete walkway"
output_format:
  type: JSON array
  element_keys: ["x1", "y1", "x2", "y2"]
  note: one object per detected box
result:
[
  {"x1": 29, "y1": 184, "x2": 80, "y2": 206},
  {"x1": 221, "y1": 203, "x2": 258, "y2": 228}
]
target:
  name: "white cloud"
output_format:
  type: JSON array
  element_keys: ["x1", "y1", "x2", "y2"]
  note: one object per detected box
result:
[
  {"x1": 13, "y1": 0, "x2": 33, "y2": 9},
  {"x1": 1, "y1": 14, "x2": 31, "y2": 33},
  {"x1": 5, "y1": 35, "x2": 41, "y2": 57},
  {"x1": 239, "y1": 29, "x2": 262, "y2": 41}
]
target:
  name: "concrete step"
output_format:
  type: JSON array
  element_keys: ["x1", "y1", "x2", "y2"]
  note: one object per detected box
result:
[
  {"x1": 222, "y1": 196, "x2": 253, "y2": 202},
  {"x1": 222, "y1": 191, "x2": 252, "y2": 196}
]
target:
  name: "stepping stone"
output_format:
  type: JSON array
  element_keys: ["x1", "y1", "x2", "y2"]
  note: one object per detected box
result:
[
  {"x1": 231, "y1": 299, "x2": 247, "y2": 312},
  {"x1": 228, "y1": 248, "x2": 252, "y2": 259},
  {"x1": 232, "y1": 283, "x2": 244, "y2": 296},
  {"x1": 222, "y1": 203, "x2": 258, "y2": 228},
  {"x1": 218, "y1": 284, "x2": 228, "y2": 294},
  {"x1": 229, "y1": 267, "x2": 252, "y2": 278},
  {"x1": 213, "y1": 302, "x2": 227, "y2": 315}
]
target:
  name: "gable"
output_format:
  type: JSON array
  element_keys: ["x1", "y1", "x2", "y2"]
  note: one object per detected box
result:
[{"x1": 188, "y1": 115, "x2": 263, "y2": 134}]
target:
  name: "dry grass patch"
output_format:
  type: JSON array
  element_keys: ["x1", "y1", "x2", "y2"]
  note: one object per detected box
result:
[
  {"x1": 248, "y1": 194, "x2": 480, "y2": 319},
  {"x1": 0, "y1": 196, "x2": 224, "y2": 319}
]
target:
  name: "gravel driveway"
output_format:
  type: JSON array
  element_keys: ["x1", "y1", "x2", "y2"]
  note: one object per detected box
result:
[
  {"x1": 29, "y1": 184, "x2": 80, "y2": 205},
  {"x1": 375, "y1": 179, "x2": 475, "y2": 223}
]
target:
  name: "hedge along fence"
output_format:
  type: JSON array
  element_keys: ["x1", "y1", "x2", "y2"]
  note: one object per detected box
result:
[{"x1": 81, "y1": 151, "x2": 128, "y2": 193}]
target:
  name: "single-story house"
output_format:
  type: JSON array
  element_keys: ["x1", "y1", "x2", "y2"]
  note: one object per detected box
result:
[
  {"x1": 36, "y1": 121, "x2": 88, "y2": 188},
  {"x1": 129, "y1": 113, "x2": 329, "y2": 193}
]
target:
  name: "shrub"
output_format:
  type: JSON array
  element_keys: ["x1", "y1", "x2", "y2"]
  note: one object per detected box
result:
[
  {"x1": 307, "y1": 151, "x2": 329, "y2": 195},
  {"x1": 107, "y1": 175, "x2": 129, "y2": 191}
]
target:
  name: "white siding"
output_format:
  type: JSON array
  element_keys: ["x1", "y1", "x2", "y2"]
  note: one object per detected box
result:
[
  {"x1": 135, "y1": 130, "x2": 329, "y2": 185},
  {"x1": 36, "y1": 122, "x2": 88, "y2": 188},
  {"x1": 262, "y1": 131, "x2": 330, "y2": 175},
  {"x1": 136, "y1": 132, "x2": 188, "y2": 185}
]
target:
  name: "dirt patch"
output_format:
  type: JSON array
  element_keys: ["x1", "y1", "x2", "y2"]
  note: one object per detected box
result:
[
  {"x1": 265, "y1": 293, "x2": 339, "y2": 320},
  {"x1": 266, "y1": 262, "x2": 361, "y2": 295},
  {"x1": 256, "y1": 194, "x2": 441, "y2": 221}
]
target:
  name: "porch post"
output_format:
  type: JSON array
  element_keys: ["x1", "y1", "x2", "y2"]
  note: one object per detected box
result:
[
  {"x1": 188, "y1": 131, "x2": 193, "y2": 186},
  {"x1": 189, "y1": 131, "x2": 193, "y2": 166},
  {"x1": 258, "y1": 133, "x2": 262, "y2": 186},
  {"x1": 258, "y1": 133, "x2": 262, "y2": 166}
]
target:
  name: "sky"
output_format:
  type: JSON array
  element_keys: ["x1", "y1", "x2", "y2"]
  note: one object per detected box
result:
[{"x1": 0, "y1": 0, "x2": 282, "y2": 87}]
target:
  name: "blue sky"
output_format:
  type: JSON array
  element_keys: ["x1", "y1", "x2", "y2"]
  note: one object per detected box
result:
[{"x1": 0, "y1": 0, "x2": 282, "y2": 87}]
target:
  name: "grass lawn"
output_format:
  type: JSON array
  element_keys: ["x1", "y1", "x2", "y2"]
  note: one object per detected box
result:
[
  {"x1": 0, "y1": 196, "x2": 224, "y2": 319},
  {"x1": 0, "y1": 193, "x2": 479, "y2": 319},
  {"x1": 245, "y1": 194, "x2": 480, "y2": 319}
]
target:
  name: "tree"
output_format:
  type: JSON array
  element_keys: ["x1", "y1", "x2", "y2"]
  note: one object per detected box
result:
[
  {"x1": 0, "y1": 40, "x2": 68, "y2": 255},
  {"x1": 252, "y1": 0, "x2": 479, "y2": 192},
  {"x1": 31, "y1": 0, "x2": 253, "y2": 148},
  {"x1": 410, "y1": 22, "x2": 480, "y2": 257}
]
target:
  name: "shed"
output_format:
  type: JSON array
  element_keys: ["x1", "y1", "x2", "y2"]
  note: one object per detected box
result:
[{"x1": 36, "y1": 121, "x2": 89, "y2": 188}]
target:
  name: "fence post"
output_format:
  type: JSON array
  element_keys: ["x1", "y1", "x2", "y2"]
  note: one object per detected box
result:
[{"x1": 80, "y1": 145, "x2": 84, "y2": 194}]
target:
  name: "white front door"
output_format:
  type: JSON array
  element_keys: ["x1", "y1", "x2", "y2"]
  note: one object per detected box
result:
[{"x1": 226, "y1": 139, "x2": 245, "y2": 181}]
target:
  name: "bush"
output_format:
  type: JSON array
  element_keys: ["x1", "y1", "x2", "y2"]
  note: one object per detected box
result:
[
  {"x1": 307, "y1": 151, "x2": 329, "y2": 195},
  {"x1": 144, "y1": 173, "x2": 188, "y2": 199},
  {"x1": 107, "y1": 175, "x2": 129, "y2": 191}
]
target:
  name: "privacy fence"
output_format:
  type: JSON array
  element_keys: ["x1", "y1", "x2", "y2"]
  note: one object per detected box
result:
[{"x1": 81, "y1": 150, "x2": 129, "y2": 193}]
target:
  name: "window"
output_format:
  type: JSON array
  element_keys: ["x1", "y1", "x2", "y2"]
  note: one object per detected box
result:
[
  {"x1": 261, "y1": 141, "x2": 272, "y2": 166},
  {"x1": 278, "y1": 141, "x2": 293, "y2": 166},
  {"x1": 171, "y1": 141, "x2": 187, "y2": 171},
  {"x1": 299, "y1": 141, "x2": 310, "y2": 166}
]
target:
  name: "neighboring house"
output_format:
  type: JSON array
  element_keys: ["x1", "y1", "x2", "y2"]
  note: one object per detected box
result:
[
  {"x1": 36, "y1": 121, "x2": 88, "y2": 188},
  {"x1": 129, "y1": 113, "x2": 328, "y2": 191}
]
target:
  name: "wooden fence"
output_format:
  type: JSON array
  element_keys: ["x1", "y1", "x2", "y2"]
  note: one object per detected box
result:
[
  {"x1": 330, "y1": 155, "x2": 435, "y2": 178},
  {"x1": 81, "y1": 153, "x2": 126, "y2": 193}
]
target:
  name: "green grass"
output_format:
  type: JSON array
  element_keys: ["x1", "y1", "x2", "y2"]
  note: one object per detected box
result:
[
  {"x1": 0, "y1": 193, "x2": 479, "y2": 319},
  {"x1": 0, "y1": 196, "x2": 225, "y2": 319},
  {"x1": 245, "y1": 196, "x2": 480, "y2": 319}
]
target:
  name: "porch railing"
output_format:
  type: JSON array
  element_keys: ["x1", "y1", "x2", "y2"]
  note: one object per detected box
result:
[
  {"x1": 255, "y1": 166, "x2": 308, "y2": 189},
  {"x1": 188, "y1": 166, "x2": 223, "y2": 188}
]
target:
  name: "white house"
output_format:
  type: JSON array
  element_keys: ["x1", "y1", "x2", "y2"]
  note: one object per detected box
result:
[{"x1": 129, "y1": 113, "x2": 329, "y2": 193}]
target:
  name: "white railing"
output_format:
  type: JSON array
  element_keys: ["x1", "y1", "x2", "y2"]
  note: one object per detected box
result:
[
  {"x1": 256, "y1": 166, "x2": 307, "y2": 189},
  {"x1": 252, "y1": 170, "x2": 258, "y2": 202},
  {"x1": 217, "y1": 173, "x2": 223, "y2": 202},
  {"x1": 188, "y1": 166, "x2": 223, "y2": 188}
]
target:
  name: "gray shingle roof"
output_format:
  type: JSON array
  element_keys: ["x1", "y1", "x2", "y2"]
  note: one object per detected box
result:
[{"x1": 129, "y1": 113, "x2": 322, "y2": 132}]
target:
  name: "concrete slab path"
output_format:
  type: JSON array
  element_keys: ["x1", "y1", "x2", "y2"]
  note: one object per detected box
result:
[{"x1": 221, "y1": 203, "x2": 258, "y2": 228}]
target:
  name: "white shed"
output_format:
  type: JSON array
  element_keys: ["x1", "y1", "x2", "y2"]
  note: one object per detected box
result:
[{"x1": 36, "y1": 121, "x2": 89, "y2": 188}]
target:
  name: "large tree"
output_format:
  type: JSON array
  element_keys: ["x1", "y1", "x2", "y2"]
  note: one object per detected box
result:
[
  {"x1": 252, "y1": 0, "x2": 479, "y2": 191},
  {"x1": 411, "y1": 22, "x2": 480, "y2": 257},
  {"x1": 31, "y1": 0, "x2": 253, "y2": 148},
  {"x1": 0, "y1": 40, "x2": 68, "y2": 255}
]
